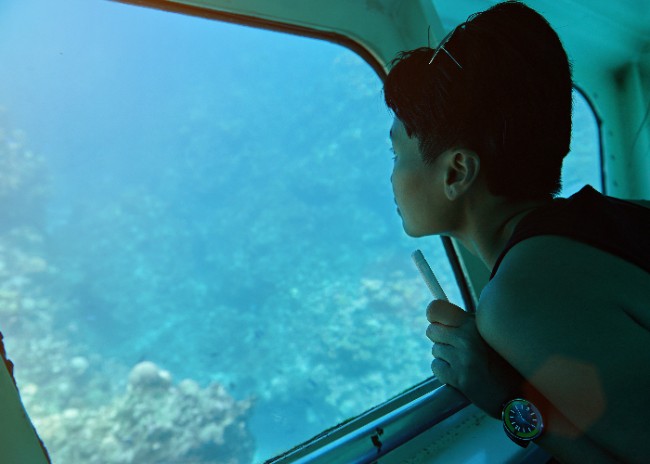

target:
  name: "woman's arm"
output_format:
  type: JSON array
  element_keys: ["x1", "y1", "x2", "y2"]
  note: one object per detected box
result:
[
  {"x1": 478, "y1": 236, "x2": 650, "y2": 462},
  {"x1": 425, "y1": 296, "x2": 622, "y2": 463},
  {"x1": 508, "y1": 378, "x2": 620, "y2": 463}
]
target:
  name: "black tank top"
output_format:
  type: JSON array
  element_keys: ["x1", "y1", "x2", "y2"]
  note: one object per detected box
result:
[{"x1": 490, "y1": 185, "x2": 650, "y2": 279}]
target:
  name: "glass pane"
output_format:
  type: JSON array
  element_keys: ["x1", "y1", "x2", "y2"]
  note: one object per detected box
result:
[
  {"x1": 0, "y1": 1, "x2": 462, "y2": 462},
  {"x1": 559, "y1": 89, "x2": 602, "y2": 196}
]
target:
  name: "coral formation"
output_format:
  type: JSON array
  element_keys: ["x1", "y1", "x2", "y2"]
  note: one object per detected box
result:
[
  {"x1": 128, "y1": 360, "x2": 172, "y2": 391},
  {"x1": 35, "y1": 361, "x2": 254, "y2": 464},
  {"x1": 0, "y1": 116, "x2": 48, "y2": 232},
  {"x1": 0, "y1": 120, "x2": 256, "y2": 463}
]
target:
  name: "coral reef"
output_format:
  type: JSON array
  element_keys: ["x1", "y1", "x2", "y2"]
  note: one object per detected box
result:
[
  {"x1": 0, "y1": 234, "x2": 255, "y2": 463},
  {"x1": 0, "y1": 120, "x2": 256, "y2": 463},
  {"x1": 35, "y1": 361, "x2": 254, "y2": 464},
  {"x1": 0, "y1": 117, "x2": 48, "y2": 232}
]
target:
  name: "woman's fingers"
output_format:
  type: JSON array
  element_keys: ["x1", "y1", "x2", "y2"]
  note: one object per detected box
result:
[
  {"x1": 426, "y1": 323, "x2": 455, "y2": 345},
  {"x1": 431, "y1": 341, "x2": 454, "y2": 361},
  {"x1": 426, "y1": 300, "x2": 479, "y2": 387},
  {"x1": 430, "y1": 357, "x2": 454, "y2": 384},
  {"x1": 426, "y1": 299, "x2": 467, "y2": 326}
]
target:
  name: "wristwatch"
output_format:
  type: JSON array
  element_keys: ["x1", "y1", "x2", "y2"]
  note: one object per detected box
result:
[{"x1": 502, "y1": 398, "x2": 545, "y2": 447}]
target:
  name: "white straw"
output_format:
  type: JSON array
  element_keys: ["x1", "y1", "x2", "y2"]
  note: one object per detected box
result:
[{"x1": 411, "y1": 249, "x2": 449, "y2": 301}]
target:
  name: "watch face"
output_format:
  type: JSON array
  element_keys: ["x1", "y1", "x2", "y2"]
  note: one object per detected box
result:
[{"x1": 503, "y1": 399, "x2": 544, "y2": 440}]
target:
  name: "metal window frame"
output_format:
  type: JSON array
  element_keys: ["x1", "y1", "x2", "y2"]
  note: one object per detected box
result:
[{"x1": 265, "y1": 378, "x2": 469, "y2": 464}]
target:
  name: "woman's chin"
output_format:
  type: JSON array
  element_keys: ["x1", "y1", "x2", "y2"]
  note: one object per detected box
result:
[
  {"x1": 402, "y1": 222, "x2": 425, "y2": 238},
  {"x1": 402, "y1": 219, "x2": 438, "y2": 238}
]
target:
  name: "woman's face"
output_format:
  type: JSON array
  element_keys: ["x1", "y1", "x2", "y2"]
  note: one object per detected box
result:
[{"x1": 389, "y1": 118, "x2": 446, "y2": 237}]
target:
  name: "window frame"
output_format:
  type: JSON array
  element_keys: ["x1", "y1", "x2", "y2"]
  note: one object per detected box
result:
[
  {"x1": 572, "y1": 85, "x2": 606, "y2": 195},
  {"x1": 265, "y1": 378, "x2": 468, "y2": 463}
]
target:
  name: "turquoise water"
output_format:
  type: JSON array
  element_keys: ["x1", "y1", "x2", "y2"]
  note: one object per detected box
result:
[{"x1": 0, "y1": 1, "x2": 599, "y2": 463}]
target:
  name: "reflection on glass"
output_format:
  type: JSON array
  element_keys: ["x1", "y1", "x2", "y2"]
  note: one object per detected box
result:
[{"x1": 0, "y1": 1, "x2": 461, "y2": 462}]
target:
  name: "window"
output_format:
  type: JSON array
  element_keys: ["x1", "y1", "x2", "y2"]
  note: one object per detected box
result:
[
  {"x1": 0, "y1": 1, "x2": 462, "y2": 462},
  {"x1": 558, "y1": 89, "x2": 602, "y2": 197}
]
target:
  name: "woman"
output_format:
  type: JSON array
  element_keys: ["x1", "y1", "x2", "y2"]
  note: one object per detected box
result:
[{"x1": 384, "y1": 1, "x2": 650, "y2": 462}]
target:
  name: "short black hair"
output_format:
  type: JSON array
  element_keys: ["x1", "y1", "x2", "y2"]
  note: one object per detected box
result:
[{"x1": 384, "y1": 1, "x2": 573, "y2": 199}]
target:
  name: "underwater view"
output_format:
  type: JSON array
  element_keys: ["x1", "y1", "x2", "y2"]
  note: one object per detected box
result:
[{"x1": 0, "y1": 1, "x2": 599, "y2": 463}]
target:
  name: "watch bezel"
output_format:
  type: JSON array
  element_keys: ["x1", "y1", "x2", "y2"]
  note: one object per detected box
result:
[{"x1": 502, "y1": 398, "x2": 544, "y2": 444}]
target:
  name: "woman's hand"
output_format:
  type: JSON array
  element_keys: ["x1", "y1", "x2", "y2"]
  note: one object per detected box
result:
[{"x1": 425, "y1": 299, "x2": 523, "y2": 418}]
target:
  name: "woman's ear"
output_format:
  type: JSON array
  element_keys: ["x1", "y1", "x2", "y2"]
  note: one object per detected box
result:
[{"x1": 443, "y1": 149, "x2": 480, "y2": 200}]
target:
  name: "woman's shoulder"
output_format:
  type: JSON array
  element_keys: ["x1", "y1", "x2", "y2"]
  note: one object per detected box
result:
[
  {"x1": 627, "y1": 198, "x2": 650, "y2": 209},
  {"x1": 488, "y1": 234, "x2": 649, "y2": 300},
  {"x1": 479, "y1": 234, "x2": 650, "y2": 330},
  {"x1": 480, "y1": 236, "x2": 595, "y2": 324}
]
